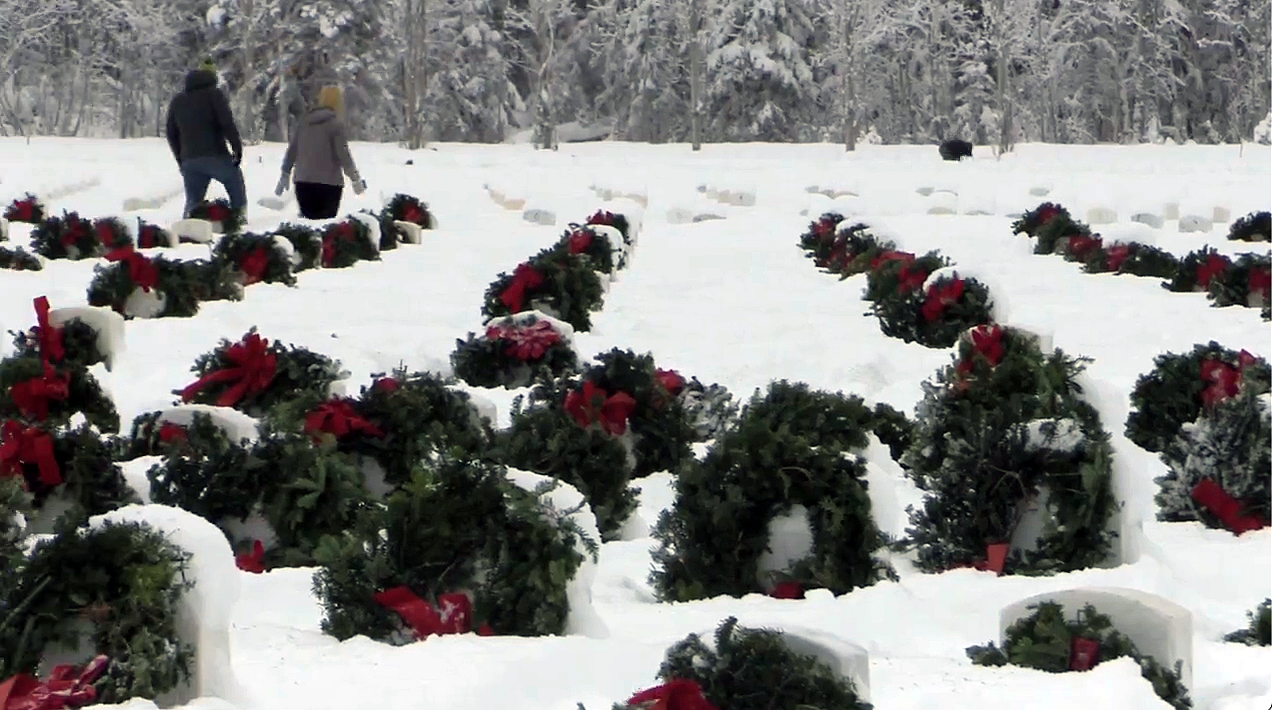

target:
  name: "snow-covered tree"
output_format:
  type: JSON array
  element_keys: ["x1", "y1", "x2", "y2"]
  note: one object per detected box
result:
[{"x1": 425, "y1": 0, "x2": 521, "y2": 142}]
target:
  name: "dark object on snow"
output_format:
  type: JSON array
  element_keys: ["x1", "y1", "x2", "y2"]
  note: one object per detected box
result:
[
  {"x1": 939, "y1": 140, "x2": 974, "y2": 161},
  {"x1": 406, "y1": 159, "x2": 414, "y2": 165}
]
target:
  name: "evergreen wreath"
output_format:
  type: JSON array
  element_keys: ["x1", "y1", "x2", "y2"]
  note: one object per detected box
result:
[
  {"x1": 211, "y1": 231, "x2": 297, "y2": 287},
  {"x1": 269, "y1": 368, "x2": 493, "y2": 491},
  {"x1": 1224, "y1": 599, "x2": 1271, "y2": 646},
  {"x1": 1155, "y1": 391, "x2": 1269, "y2": 534},
  {"x1": 1163, "y1": 247, "x2": 1229, "y2": 293},
  {"x1": 555, "y1": 224, "x2": 617, "y2": 274},
  {"x1": 1082, "y1": 241, "x2": 1180, "y2": 278},
  {"x1": 677, "y1": 376, "x2": 740, "y2": 443},
  {"x1": 608, "y1": 617, "x2": 872, "y2": 710},
  {"x1": 11, "y1": 298, "x2": 109, "y2": 371},
  {"x1": 313, "y1": 458, "x2": 596, "y2": 641},
  {"x1": 831, "y1": 223, "x2": 896, "y2": 279},
  {"x1": 651, "y1": 380, "x2": 892, "y2": 602},
  {"x1": 0, "y1": 246, "x2": 42, "y2": 271},
  {"x1": 272, "y1": 223, "x2": 322, "y2": 271},
  {"x1": 0, "y1": 355, "x2": 120, "y2": 433},
  {"x1": 967, "y1": 601, "x2": 1191, "y2": 710},
  {"x1": 900, "y1": 325, "x2": 1119, "y2": 575},
  {"x1": 3, "y1": 193, "x2": 45, "y2": 224},
  {"x1": 144, "y1": 412, "x2": 263, "y2": 527},
  {"x1": 2, "y1": 421, "x2": 137, "y2": 527},
  {"x1": 92, "y1": 217, "x2": 134, "y2": 250},
  {"x1": 871, "y1": 271, "x2": 994, "y2": 348},
  {"x1": 136, "y1": 220, "x2": 174, "y2": 249},
  {"x1": 1012, "y1": 202, "x2": 1092, "y2": 255},
  {"x1": 797, "y1": 212, "x2": 847, "y2": 268},
  {"x1": 187, "y1": 198, "x2": 244, "y2": 234},
  {"x1": 585, "y1": 209, "x2": 632, "y2": 246},
  {"x1": 1056, "y1": 232, "x2": 1105, "y2": 265},
  {"x1": 863, "y1": 249, "x2": 949, "y2": 302},
  {"x1": 1227, "y1": 211, "x2": 1270, "y2": 242},
  {"x1": 320, "y1": 218, "x2": 378, "y2": 268},
  {"x1": 177, "y1": 329, "x2": 347, "y2": 418},
  {"x1": 868, "y1": 402, "x2": 914, "y2": 461},
  {"x1": 0, "y1": 520, "x2": 194, "y2": 705},
  {"x1": 383, "y1": 193, "x2": 434, "y2": 229},
  {"x1": 495, "y1": 382, "x2": 636, "y2": 541},
  {"x1": 451, "y1": 311, "x2": 578, "y2": 389},
  {"x1": 86, "y1": 251, "x2": 214, "y2": 319},
  {"x1": 1125, "y1": 342, "x2": 1271, "y2": 453},
  {"x1": 1207, "y1": 251, "x2": 1270, "y2": 313},
  {"x1": 481, "y1": 248, "x2": 606, "y2": 332},
  {"x1": 29, "y1": 212, "x2": 104, "y2": 261},
  {"x1": 363, "y1": 210, "x2": 399, "y2": 251}
]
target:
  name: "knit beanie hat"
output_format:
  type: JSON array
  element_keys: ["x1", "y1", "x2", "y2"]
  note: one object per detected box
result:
[{"x1": 198, "y1": 58, "x2": 216, "y2": 73}]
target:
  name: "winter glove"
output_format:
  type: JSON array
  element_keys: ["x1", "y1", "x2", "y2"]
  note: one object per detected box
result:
[
  {"x1": 274, "y1": 172, "x2": 290, "y2": 197},
  {"x1": 352, "y1": 179, "x2": 367, "y2": 196}
]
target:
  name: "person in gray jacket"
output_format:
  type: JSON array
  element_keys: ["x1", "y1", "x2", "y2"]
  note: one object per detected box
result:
[{"x1": 275, "y1": 85, "x2": 366, "y2": 219}]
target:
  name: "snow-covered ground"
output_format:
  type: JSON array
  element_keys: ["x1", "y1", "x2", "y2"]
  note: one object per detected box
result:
[{"x1": 1, "y1": 138, "x2": 1269, "y2": 710}]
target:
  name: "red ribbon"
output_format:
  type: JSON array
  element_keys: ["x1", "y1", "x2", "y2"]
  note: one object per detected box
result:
[
  {"x1": 105, "y1": 246, "x2": 159, "y2": 292},
  {"x1": 321, "y1": 222, "x2": 356, "y2": 267},
  {"x1": 1190, "y1": 477, "x2": 1266, "y2": 534},
  {"x1": 768, "y1": 581, "x2": 805, "y2": 599},
  {"x1": 0, "y1": 655, "x2": 109, "y2": 710},
  {"x1": 566, "y1": 229, "x2": 593, "y2": 255},
  {"x1": 205, "y1": 203, "x2": 230, "y2": 222},
  {"x1": 236, "y1": 540, "x2": 265, "y2": 574},
  {"x1": 1249, "y1": 267, "x2": 1271, "y2": 298},
  {"x1": 1195, "y1": 253, "x2": 1230, "y2": 289},
  {"x1": 372, "y1": 586, "x2": 478, "y2": 639},
  {"x1": 239, "y1": 246, "x2": 271, "y2": 285},
  {"x1": 138, "y1": 224, "x2": 161, "y2": 249},
  {"x1": 957, "y1": 324, "x2": 1006, "y2": 380},
  {"x1": 179, "y1": 332, "x2": 278, "y2": 407},
  {"x1": 1068, "y1": 637, "x2": 1101, "y2": 671},
  {"x1": 1034, "y1": 205, "x2": 1061, "y2": 226},
  {"x1": 564, "y1": 380, "x2": 637, "y2": 436},
  {"x1": 1199, "y1": 358, "x2": 1242, "y2": 407},
  {"x1": 0, "y1": 420, "x2": 61, "y2": 488},
  {"x1": 485, "y1": 320, "x2": 562, "y2": 360},
  {"x1": 920, "y1": 278, "x2": 965, "y2": 322},
  {"x1": 303, "y1": 399, "x2": 384, "y2": 439},
  {"x1": 586, "y1": 210, "x2": 616, "y2": 228},
  {"x1": 158, "y1": 422, "x2": 188, "y2": 444},
  {"x1": 1105, "y1": 244, "x2": 1131, "y2": 271},
  {"x1": 498, "y1": 263, "x2": 545, "y2": 313},
  {"x1": 626, "y1": 679, "x2": 718, "y2": 710},
  {"x1": 32, "y1": 297, "x2": 64, "y2": 366},
  {"x1": 811, "y1": 217, "x2": 836, "y2": 240},
  {"x1": 60, "y1": 218, "x2": 88, "y2": 247},
  {"x1": 372, "y1": 377, "x2": 400, "y2": 393},
  {"x1": 400, "y1": 203, "x2": 426, "y2": 225},
  {"x1": 1065, "y1": 235, "x2": 1102, "y2": 261},
  {"x1": 951, "y1": 542, "x2": 1009, "y2": 575},
  {"x1": 655, "y1": 369, "x2": 686, "y2": 396},
  {"x1": 9, "y1": 364, "x2": 69, "y2": 422},
  {"x1": 869, "y1": 250, "x2": 915, "y2": 270},
  {"x1": 5, "y1": 199, "x2": 36, "y2": 223},
  {"x1": 896, "y1": 264, "x2": 928, "y2": 293}
]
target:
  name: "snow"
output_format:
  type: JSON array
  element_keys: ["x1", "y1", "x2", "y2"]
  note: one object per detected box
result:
[
  {"x1": 47, "y1": 304, "x2": 127, "y2": 370},
  {"x1": 0, "y1": 137, "x2": 1268, "y2": 710}
]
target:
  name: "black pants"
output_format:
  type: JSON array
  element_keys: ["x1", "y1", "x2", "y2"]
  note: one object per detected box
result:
[{"x1": 295, "y1": 181, "x2": 344, "y2": 220}]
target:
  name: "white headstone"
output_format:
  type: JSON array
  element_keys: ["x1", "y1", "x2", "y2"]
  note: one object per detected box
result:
[
  {"x1": 1086, "y1": 206, "x2": 1118, "y2": 226},
  {"x1": 771, "y1": 626, "x2": 872, "y2": 705},
  {"x1": 1178, "y1": 214, "x2": 1213, "y2": 233},
  {"x1": 1163, "y1": 202, "x2": 1181, "y2": 221},
  {"x1": 1131, "y1": 212, "x2": 1164, "y2": 229},
  {"x1": 394, "y1": 220, "x2": 424, "y2": 244},
  {"x1": 1212, "y1": 206, "x2": 1231, "y2": 224},
  {"x1": 48, "y1": 306, "x2": 126, "y2": 370},
  {"x1": 523, "y1": 207, "x2": 556, "y2": 226},
  {"x1": 0, "y1": 216, "x2": 8, "y2": 241},
  {"x1": 171, "y1": 219, "x2": 215, "y2": 244},
  {"x1": 156, "y1": 404, "x2": 260, "y2": 444}
]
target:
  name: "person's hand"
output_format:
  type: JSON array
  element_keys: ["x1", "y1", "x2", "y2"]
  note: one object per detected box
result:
[
  {"x1": 352, "y1": 179, "x2": 367, "y2": 196},
  {"x1": 274, "y1": 172, "x2": 290, "y2": 197}
]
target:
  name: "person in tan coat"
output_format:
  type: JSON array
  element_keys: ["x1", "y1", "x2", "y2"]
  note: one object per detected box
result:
[{"x1": 275, "y1": 85, "x2": 367, "y2": 219}]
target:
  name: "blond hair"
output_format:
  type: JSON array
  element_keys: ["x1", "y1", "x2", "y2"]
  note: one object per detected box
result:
[{"x1": 317, "y1": 85, "x2": 344, "y2": 121}]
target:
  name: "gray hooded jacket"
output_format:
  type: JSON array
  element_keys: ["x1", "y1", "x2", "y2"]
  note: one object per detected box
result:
[{"x1": 281, "y1": 108, "x2": 361, "y2": 186}]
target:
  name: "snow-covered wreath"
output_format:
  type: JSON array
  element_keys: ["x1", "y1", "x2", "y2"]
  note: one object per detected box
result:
[
  {"x1": 865, "y1": 251, "x2": 995, "y2": 348},
  {"x1": 86, "y1": 248, "x2": 235, "y2": 319},
  {"x1": 30, "y1": 211, "x2": 104, "y2": 261},
  {"x1": 3, "y1": 193, "x2": 45, "y2": 224},
  {"x1": 212, "y1": 231, "x2": 297, "y2": 287},
  {"x1": 481, "y1": 247, "x2": 606, "y2": 332},
  {"x1": 451, "y1": 311, "x2": 579, "y2": 390}
]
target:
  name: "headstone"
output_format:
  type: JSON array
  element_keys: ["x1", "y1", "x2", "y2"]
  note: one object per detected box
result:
[
  {"x1": 1163, "y1": 202, "x2": 1181, "y2": 221},
  {"x1": 156, "y1": 404, "x2": 260, "y2": 444},
  {"x1": 1212, "y1": 206, "x2": 1231, "y2": 224},
  {"x1": 48, "y1": 306, "x2": 126, "y2": 371},
  {"x1": 394, "y1": 220, "x2": 424, "y2": 244},
  {"x1": 771, "y1": 626, "x2": 872, "y2": 705},
  {"x1": 1178, "y1": 214, "x2": 1213, "y2": 233},
  {"x1": 1086, "y1": 206, "x2": 1118, "y2": 226},
  {"x1": 171, "y1": 219, "x2": 215, "y2": 244},
  {"x1": 1029, "y1": 186, "x2": 1052, "y2": 197},
  {"x1": 0, "y1": 216, "x2": 8, "y2": 241},
  {"x1": 692, "y1": 213, "x2": 726, "y2": 223},
  {"x1": 522, "y1": 208, "x2": 556, "y2": 226},
  {"x1": 1131, "y1": 212, "x2": 1165, "y2": 229}
]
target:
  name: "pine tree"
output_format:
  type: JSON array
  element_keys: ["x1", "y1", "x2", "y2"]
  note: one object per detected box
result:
[{"x1": 426, "y1": 0, "x2": 522, "y2": 142}]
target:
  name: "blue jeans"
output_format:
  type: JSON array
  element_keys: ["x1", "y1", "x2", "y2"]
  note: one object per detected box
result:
[{"x1": 180, "y1": 156, "x2": 247, "y2": 217}]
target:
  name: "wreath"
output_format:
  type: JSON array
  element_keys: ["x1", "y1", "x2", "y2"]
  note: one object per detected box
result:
[
  {"x1": 608, "y1": 617, "x2": 871, "y2": 710},
  {"x1": 0, "y1": 421, "x2": 136, "y2": 528},
  {"x1": 967, "y1": 602, "x2": 1191, "y2": 710},
  {"x1": 797, "y1": 212, "x2": 847, "y2": 267},
  {"x1": 3, "y1": 193, "x2": 44, "y2": 224},
  {"x1": 0, "y1": 246, "x2": 42, "y2": 271},
  {"x1": 871, "y1": 271, "x2": 994, "y2": 348},
  {"x1": 555, "y1": 224, "x2": 617, "y2": 275},
  {"x1": 496, "y1": 383, "x2": 636, "y2": 540},
  {"x1": 1155, "y1": 390, "x2": 1269, "y2": 534},
  {"x1": 451, "y1": 311, "x2": 578, "y2": 389},
  {"x1": 1082, "y1": 241, "x2": 1180, "y2": 278},
  {"x1": 313, "y1": 458, "x2": 595, "y2": 641},
  {"x1": 900, "y1": 324, "x2": 1118, "y2": 575},
  {"x1": 29, "y1": 212, "x2": 103, "y2": 261},
  {"x1": 320, "y1": 218, "x2": 377, "y2": 268},
  {"x1": 829, "y1": 223, "x2": 895, "y2": 279},
  {"x1": 0, "y1": 355, "x2": 119, "y2": 433},
  {"x1": 0, "y1": 520, "x2": 194, "y2": 705},
  {"x1": 86, "y1": 250, "x2": 214, "y2": 319},
  {"x1": 1012, "y1": 202, "x2": 1093, "y2": 255},
  {"x1": 1207, "y1": 251, "x2": 1270, "y2": 314},
  {"x1": 1224, "y1": 599, "x2": 1271, "y2": 646},
  {"x1": 383, "y1": 193, "x2": 434, "y2": 229},
  {"x1": 176, "y1": 330, "x2": 347, "y2": 418},
  {"x1": 1125, "y1": 342, "x2": 1271, "y2": 453},
  {"x1": 651, "y1": 380, "x2": 892, "y2": 602},
  {"x1": 212, "y1": 232, "x2": 297, "y2": 287},
  {"x1": 677, "y1": 377, "x2": 740, "y2": 442},
  {"x1": 136, "y1": 220, "x2": 174, "y2": 249},
  {"x1": 1163, "y1": 247, "x2": 1229, "y2": 293},
  {"x1": 187, "y1": 199, "x2": 244, "y2": 234},
  {"x1": 863, "y1": 249, "x2": 949, "y2": 303},
  {"x1": 481, "y1": 248, "x2": 606, "y2": 332},
  {"x1": 10, "y1": 297, "x2": 111, "y2": 371},
  {"x1": 585, "y1": 209, "x2": 632, "y2": 248},
  {"x1": 272, "y1": 223, "x2": 322, "y2": 271},
  {"x1": 1227, "y1": 211, "x2": 1270, "y2": 242},
  {"x1": 91, "y1": 218, "x2": 133, "y2": 250}
]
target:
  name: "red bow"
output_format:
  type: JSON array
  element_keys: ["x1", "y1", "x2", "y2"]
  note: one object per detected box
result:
[
  {"x1": 372, "y1": 377, "x2": 400, "y2": 393},
  {"x1": 920, "y1": 278, "x2": 965, "y2": 322},
  {"x1": 1199, "y1": 358, "x2": 1242, "y2": 407},
  {"x1": 566, "y1": 229, "x2": 593, "y2": 255},
  {"x1": 869, "y1": 250, "x2": 914, "y2": 270},
  {"x1": 373, "y1": 586, "x2": 488, "y2": 639},
  {"x1": 1195, "y1": 254, "x2": 1230, "y2": 289},
  {"x1": 205, "y1": 203, "x2": 230, "y2": 222},
  {"x1": 768, "y1": 581, "x2": 805, "y2": 599},
  {"x1": 8, "y1": 364, "x2": 69, "y2": 422},
  {"x1": 236, "y1": 540, "x2": 266, "y2": 574},
  {"x1": 627, "y1": 679, "x2": 718, "y2": 710},
  {"x1": 179, "y1": 333, "x2": 278, "y2": 407},
  {"x1": 138, "y1": 224, "x2": 162, "y2": 249},
  {"x1": 1105, "y1": 244, "x2": 1131, "y2": 272},
  {"x1": 1065, "y1": 235, "x2": 1102, "y2": 261},
  {"x1": 239, "y1": 246, "x2": 271, "y2": 285},
  {"x1": 485, "y1": 320, "x2": 562, "y2": 361},
  {"x1": 400, "y1": 203, "x2": 426, "y2": 226},
  {"x1": 655, "y1": 369, "x2": 686, "y2": 396},
  {"x1": 303, "y1": 399, "x2": 384, "y2": 439},
  {"x1": 321, "y1": 222, "x2": 356, "y2": 267},
  {"x1": 1249, "y1": 267, "x2": 1271, "y2": 298},
  {"x1": 32, "y1": 297, "x2": 64, "y2": 366},
  {"x1": 1190, "y1": 478, "x2": 1266, "y2": 535},
  {"x1": 955, "y1": 324, "x2": 1007, "y2": 380},
  {"x1": 950, "y1": 542, "x2": 1009, "y2": 575},
  {"x1": 4, "y1": 198, "x2": 37, "y2": 223},
  {"x1": 896, "y1": 264, "x2": 928, "y2": 293},
  {"x1": 59, "y1": 218, "x2": 88, "y2": 247},
  {"x1": 0, "y1": 420, "x2": 61, "y2": 488},
  {"x1": 586, "y1": 210, "x2": 616, "y2": 227},
  {"x1": 564, "y1": 380, "x2": 637, "y2": 436},
  {"x1": 158, "y1": 422, "x2": 188, "y2": 444},
  {"x1": 1068, "y1": 637, "x2": 1101, "y2": 671},
  {"x1": 0, "y1": 655, "x2": 109, "y2": 710},
  {"x1": 105, "y1": 247, "x2": 159, "y2": 292},
  {"x1": 1034, "y1": 205, "x2": 1061, "y2": 226},
  {"x1": 498, "y1": 263, "x2": 545, "y2": 313},
  {"x1": 811, "y1": 218, "x2": 836, "y2": 240}
]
